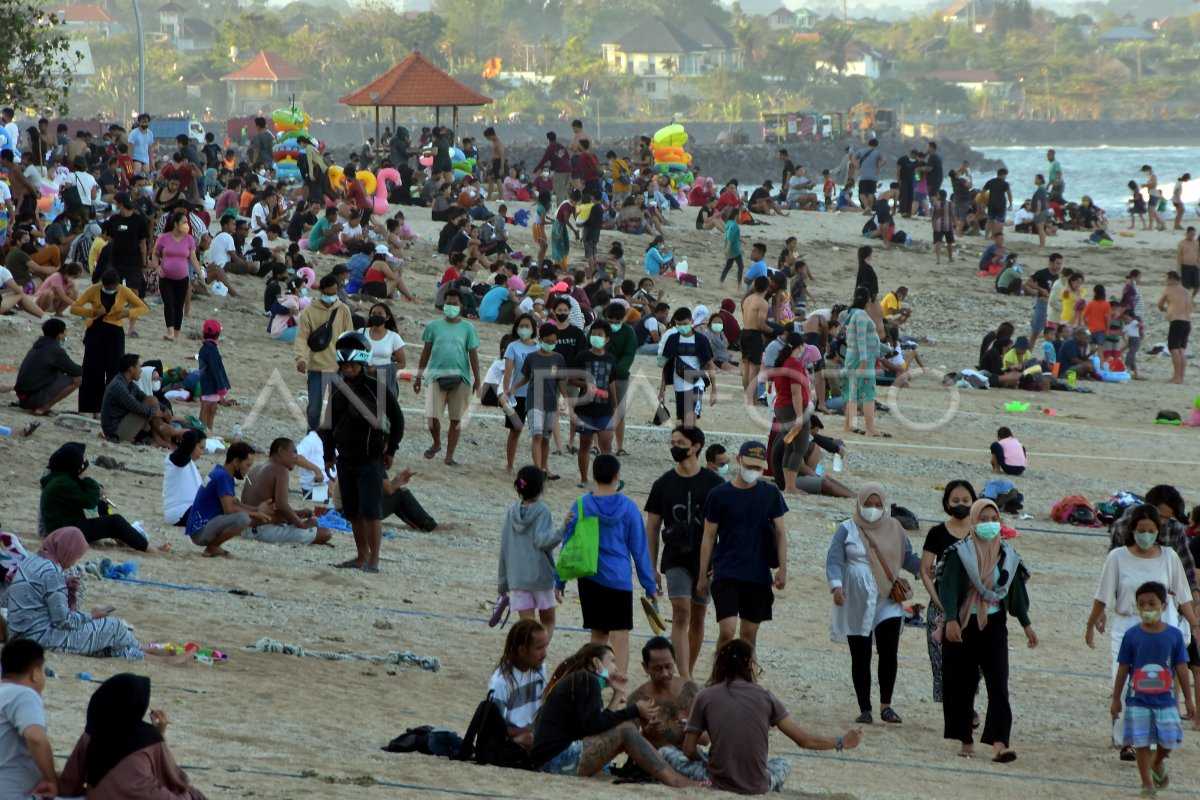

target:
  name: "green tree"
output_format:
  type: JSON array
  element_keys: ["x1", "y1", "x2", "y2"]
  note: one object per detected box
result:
[{"x1": 1, "y1": 3, "x2": 81, "y2": 114}]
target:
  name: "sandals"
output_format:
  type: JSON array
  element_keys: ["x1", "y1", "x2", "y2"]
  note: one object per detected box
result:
[
  {"x1": 854, "y1": 711, "x2": 873, "y2": 724},
  {"x1": 880, "y1": 707, "x2": 902, "y2": 724},
  {"x1": 1152, "y1": 766, "x2": 1169, "y2": 790},
  {"x1": 334, "y1": 559, "x2": 364, "y2": 569},
  {"x1": 1120, "y1": 746, "x2": 1137, "y2": 762},
  {"x1": 992, "y1": 749, "x2": 1017, "y2": 763},
  {"x1": 488, "y1": 595, "x2": 510, "y2": 628}
]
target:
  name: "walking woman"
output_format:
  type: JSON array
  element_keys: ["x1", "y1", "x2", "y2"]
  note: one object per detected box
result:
[
  {"x1": 359, "y1": 302, "x2": 405, "y2": 397},
  {"x1": 919, "y1": 480, "x2": 977, "y2": 705},
  {"x1": 150, "y1": 210, "x2": 201, "y2": 343},
  {"x1": 940, "y1": 498, "x2": 1038, "y2": 761},
  {"x1": 70, "y1": 269, "x2": 148, "y2": 416},
  {"x1": 771, "y1": 331, "x2": 814, "y2": 496},
  {"x1": 841, "y1": 287, "x2": 883, "y2": 438},
  {"x1": 530, "y1": 643, "x2": 702, "y2": 787},
  {"x1": 826, "y1": 483, "x2": 920, "y2": 724},
  {"x1": 1086, "y1": 503, "x2": 1198, "y2": 759}
]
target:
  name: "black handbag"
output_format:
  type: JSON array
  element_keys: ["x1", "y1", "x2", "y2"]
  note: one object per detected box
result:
[
  {"x1": 306, "y1": 306, "x2": 342, "y2": 352},
  {"x1": 61, "y1": 175, "x2": 84, "y2": 209}
]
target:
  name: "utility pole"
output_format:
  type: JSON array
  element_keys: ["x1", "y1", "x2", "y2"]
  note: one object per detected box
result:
[{"x1": 131, "y1": 0, "x2": 145, "y2": 113}]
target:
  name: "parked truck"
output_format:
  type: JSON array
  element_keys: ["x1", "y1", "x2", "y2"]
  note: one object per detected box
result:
[{"x1": 149, "y1": 117, "x2": 205, "y2": 144}]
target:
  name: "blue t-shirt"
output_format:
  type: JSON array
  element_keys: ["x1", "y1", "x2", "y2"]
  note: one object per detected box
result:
[
  {"x1": 1118, "y1": 624, "x2": 1189, "y2": 709},
  {"x1": 503, "y1": 340, "x2": 539, "y2": 398},
  {"x1": 185, "y1": 465, "x2": 237, "y2": 537},
  {"x1": 479, "y1": 285, "x2": 510, "y2": 322},
  {"x1": 744, "y1": 260, "x2": 768, "y2": 286},
  {"x1": 1058, "y1": 337, "x2": 1088, "y2": 367},
  {"x1": 702, "y1": 481, "x2": 788, "y2": 584}
]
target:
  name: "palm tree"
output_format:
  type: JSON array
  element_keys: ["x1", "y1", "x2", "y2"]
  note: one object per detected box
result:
[
  {"x1": 659, "y1": 56, "x2": 678, "y2": 103},
  {"x1": 826, "y1": 26, "x2": 854, "y2": 75}
]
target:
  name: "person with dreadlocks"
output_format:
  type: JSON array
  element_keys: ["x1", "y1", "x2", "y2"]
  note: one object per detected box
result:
[
  {"x1": 660, "y1": 638, "x2": 862, "y2": 794},
  {"x1": 488, "y1": 619, "x2": 551, "y2": 752},
  {"x1": 530, "y1": 643, "x2": 705, "y2": 787}
]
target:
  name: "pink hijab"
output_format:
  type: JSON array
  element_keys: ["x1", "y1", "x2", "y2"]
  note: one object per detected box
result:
[{"x1": 38, "y1": 527, "x2": 90, "y2": 568}]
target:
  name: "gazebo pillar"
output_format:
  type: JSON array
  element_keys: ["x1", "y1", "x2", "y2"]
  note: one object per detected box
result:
[
  {"x1": 452, "y1": 106, "x2": 458, "y2": 139},
  {"x1": 374, "y1": 106, "x2": 380, "y2": 149}
]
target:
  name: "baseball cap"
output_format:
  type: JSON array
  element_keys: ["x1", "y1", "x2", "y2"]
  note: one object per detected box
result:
[
  {"x1": 374, "y1": 244, "x2": 389, "y2": 255},
  {"x1": 738, "y1": 441, "x2": 768, "y2": 468},
  {"x1": 203, "y1": 319, "x2": 222, "y2": 338},
  {"x1": 552, "y1": 281, "x2": 570, "y2": 293},
  {"x1": 1014, "y1": 335, "x2": 1030, "y2": 350}
]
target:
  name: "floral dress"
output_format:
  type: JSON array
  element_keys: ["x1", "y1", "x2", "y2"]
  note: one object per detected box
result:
[{"x1": 841, "y1": 308, "x2": 880, "y2": 404}]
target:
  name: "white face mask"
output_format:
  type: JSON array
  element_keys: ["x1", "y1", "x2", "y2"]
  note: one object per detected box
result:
[
  {"x1": 152, "y1": 380, "x2": 161, "y2": 392},
  {"x1": 740, "y1": 468, "x2": 762, "y2": 483},
  {"x1": 860, "y1": 507, "x2": 884, "y2": 523}
]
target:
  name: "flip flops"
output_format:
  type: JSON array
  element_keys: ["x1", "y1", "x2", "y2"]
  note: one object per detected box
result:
[
  {"x1": 1152, "y1": 766, "x2": 1169, "y2": 790},
  {"x1": 641, "y1": 597, "x2": 666, "y2": 635},
  {"x1": 488, "y1": 595, "x2": 510, "y2": 628}
]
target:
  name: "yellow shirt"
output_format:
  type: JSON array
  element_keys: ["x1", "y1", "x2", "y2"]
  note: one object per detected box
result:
[
  {"x1": 70, "y1": 283, "x2": 149, "y2": 328},
  {"x1": 1059, "y1": 289, "x2": 1079, "y2": 324},
  {"x1": 575, "y1": 202, "x2": 595, "y2": 224},
  {"x1": 881, "y1": 292, "x2": 901, "y2": 319},
  {"x1": 87, "y1": 237, "x2": 106, "y2": 273},
  {"x1": 1001, "y1": 349, "x2": 1030, "y2": 370}
]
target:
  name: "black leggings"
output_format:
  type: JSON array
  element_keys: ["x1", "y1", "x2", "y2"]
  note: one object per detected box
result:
[
  {"x1": 160, "y1": 277, "x2": 189, "y2": 331},
  {"x1": 74, "y1": 514, "x2": 149, "y2": 551},
  {"x1": 720, "y1": 255, "x2": 744, "y2": 284},
  {"x1": 847, "y1": 616, "x2": 903, "y2": 712}
]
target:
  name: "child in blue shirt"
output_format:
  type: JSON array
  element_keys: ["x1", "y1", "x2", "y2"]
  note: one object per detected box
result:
[
  {"x1": 1111, "y1": 581, "x2": 1193, "y2": 794},
  {"x1": 1040, "y1": 325, "x2": 1058, "y2": 373}
]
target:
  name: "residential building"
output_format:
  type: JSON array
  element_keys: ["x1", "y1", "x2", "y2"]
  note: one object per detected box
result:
[
  {"x1": 220, "y1": 51, "x2": 306, "y2": 117},
  {"x1": 601, "y1": 18, "x2": 742, "y2": 108},
  {"x1": 925, "y1": 69, "x2": 1010, "y2": 97},
  {"x1": 158, "y1": 1, "x2": 215, "y2": 52},
  {"x1": 56, "y1": 3, "x2": 117, "y2": 36},
  {"x1": 815, "y1": 42, "x2": 894, "y2": 80},
  {"x1": 764, "y1": 6, "x2": 817, "y2": 31}
]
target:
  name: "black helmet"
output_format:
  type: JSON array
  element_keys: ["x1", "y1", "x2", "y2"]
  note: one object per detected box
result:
[{"x1": 335, "y1": 331, "x2": 371, "y2": 365}]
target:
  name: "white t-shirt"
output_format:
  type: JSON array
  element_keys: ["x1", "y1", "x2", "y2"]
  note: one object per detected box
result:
[
  {"x1": 2, "y1": 123, "x2": 20, "y2": 160},
  {"x1": 482, "y1": 358, "x2": 504, "y2": 388},
  {"x1": 0, "y1": 181, "x2": 10, "y2": 205},
  {"x1": 207, "y1": 231, "x2": 236, "y2": 267},
  {"x1": 0, "y1": 266, "x2": 14, "y2": 288},
  {"x1": 69, "y1": 172, "x2": 98, "y2": 208},
  {"x1": 487, "y1": 665, "x2": 546, "y2": 729},
  {"x1": 1124, "y1": 319, "x2": 1141, "y2": 339},
  {"x1": 296, "y1": 431, "x2": 325, "y2": 492},
  {"x1": 0, "y1": 683, "x2": 46, "y2": 797},
  {"x1": 162, "y1": 455, "x2": 203, "y2": 524},
  {"x1": 1095, "y1": 546, "x2": 1190, "y2": 620},
  {"x1": 359, "y1": 328, "x2": 405, "y2": 367},
  {"x1": 250, "y1": 202, "x2": 270, "y2": 235},
  {"x1": 339, "y1": 223, "x2": 363, "y2": 243}
]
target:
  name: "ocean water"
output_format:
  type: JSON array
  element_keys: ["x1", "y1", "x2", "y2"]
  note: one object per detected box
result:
[{"x1": 979, "y1": 146, "x2": 1200, "y2": 217}]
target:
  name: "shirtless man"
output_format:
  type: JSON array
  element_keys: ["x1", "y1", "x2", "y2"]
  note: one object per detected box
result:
[
  {"x1": 802, "y1": 307, "x2": 843, "y2": 413},
  {"x1": 570, "y1": 119, "x2": 593, "y2": 156},
  {"x1": 1158, "y1": 270, "x2": 1195, "y2": 384},
  {"x1": 740, "y1": 276, "x2": 773, "y2": 405},
  {"x1": 240, "y1": 437, "x2": 334, "y2": 546},
  {"x1": 626, "y1": 637, "x2": 700, "y2": 750},
  {"x1": 483, "y1": 127, "x2": 505, "y2": 201},
  {"x1": 1175, "y1": 226, "x2": 1199, "y2": 299}
]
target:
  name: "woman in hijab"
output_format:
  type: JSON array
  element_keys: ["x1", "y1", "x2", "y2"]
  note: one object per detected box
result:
[
  {"x1": 826, "y1": 483, "x2": 921, "y2": 724},
  {"x1": 38, "y1": 442, "x2": 159, "y2": 551},
  {"x1": 939, "y1": 498, "x2": 1038, "y2": 761},
  {"x1": 7, "y1": 528, "x2": 146, "y2": 659},
  {"x1": 59, "y1": 673, "x2": 207, "y2": 799}
]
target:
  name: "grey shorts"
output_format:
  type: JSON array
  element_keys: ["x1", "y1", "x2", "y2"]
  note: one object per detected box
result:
[
  {"x1": 18, "y1": 374, "x2": 76, "y2": 410},
  {"x1": 114, "y1": 412, "x2": 151, "y2": 443},
  {"x1": 664, "y1": 566, "x2": 710, "y2": 606},
  {"x1": 191, "y1": 512, "x2": 251, "y2": 546},
  {"x1": 526, "y1": 407, "x2": 557, "y2": 437},
  {"x1": 244, "y1": 523, "x2": 318, "y2": 545}
]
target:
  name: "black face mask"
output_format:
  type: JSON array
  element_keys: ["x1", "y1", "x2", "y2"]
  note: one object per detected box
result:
[
  {"x1": 368, "y1": 315, "x2": 386, "y2": 328},
  {"x1": 670, "y1": 446, "x2": 691, "y2": 463},
  {"x1": 947, "y1": 504, "x2": 972, "y2": 520},
  {"x1": 233, "y1": 467, "x2": 245, "y2": 481},
  {"x1": 555, "y1": 312, "x2": 569, "y2": 322}
]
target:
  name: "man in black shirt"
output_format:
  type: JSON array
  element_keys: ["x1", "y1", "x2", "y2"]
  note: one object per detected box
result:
[
  {"x1": 778, "y1": 149, "x2": 795, "y2": 201},
  {"x1": 287, "y1": 199, "x2": 321, "y2": 242},
  {"x1": 103, "y1": 192, "x2": 150, "y2": 338},
  {"x1": 982, "y1": 168, "x2": 1013, "y2": 237},
  {"x1": 644, "y1": 425, "x2": 724, "y2": 681},
  {"x1": 923, "y1": 141, "x2": 944, "y2": 196},
  {"x1": 749, "y1": 182, "x2": 786, "y2": 217},
  {"x1": 896, "y1": 150, "x2": 916, "y2": 218},
  {"x1": 1021, "y1": 252, "x2": 1063, "y2": 347}
]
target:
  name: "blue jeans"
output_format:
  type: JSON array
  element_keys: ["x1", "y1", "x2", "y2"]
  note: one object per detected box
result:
[{"x1": 306, "y1": 370, "x2": 333, "y2": 432}]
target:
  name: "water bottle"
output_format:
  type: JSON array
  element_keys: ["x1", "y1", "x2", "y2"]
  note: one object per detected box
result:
[
  {"x1": 833, "y1": 453, "x2": 844, "y2": 473},
  {"x1": 1067, "y1": 371, "x2": 1077, "y2": 389},
  {"x1": 233, "y1": 422, "x2": 243, "y2": 440}
]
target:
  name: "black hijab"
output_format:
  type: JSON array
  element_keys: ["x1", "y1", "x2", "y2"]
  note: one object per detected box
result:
[
  {"x1": 47, "y1": 442, "x2": 87, "y2": 478},
  {"x1": 84, "y1": 673, "x2": 164, "y2": 787},
  {"x1": 169, "y1": 430, "x2": 205, "y2": 468}
]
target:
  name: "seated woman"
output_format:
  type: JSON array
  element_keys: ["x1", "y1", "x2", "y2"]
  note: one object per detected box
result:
[
  {"x1": 7, "y1": 528, "x2": 145, "y2": 660},
  {"x1": 360, "y1": 251, "x2": 405, "y2": 300},
  {"x1": 163, "y1": 430, "x2": 206, "y2": 527},
  {"x1": 59, "y1": 673, "x2": 208, "y2": 799},
  {"x1": 530, "y1": 643, "x2": 703, "y2": 788},
  {"x1": 269, "y1": 277, "x2": 306, "y2": 343},
  {"x1": 40, "y1": 442, "x2": 162, "y2": 552},
  {"x1": 34, "y1": 261, "x2": 82, "y2": 315}
]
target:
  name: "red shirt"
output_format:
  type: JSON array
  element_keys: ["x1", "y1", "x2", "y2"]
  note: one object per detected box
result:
[
  {"x1": 772, "y1": 356, "x2": 811, "y2": 410},
  {"x1": 346, "y1": 180, "x2": 370, "y2": 211},
  {"x1": 576, "y1": 151, "x2": 601, "y2": 182},
  {"x1": 688, "y1": 184, "x2": 713, "y2": 207},
  {"x1": 714, "y1": 190, "x2": 741, "y2": 214}
]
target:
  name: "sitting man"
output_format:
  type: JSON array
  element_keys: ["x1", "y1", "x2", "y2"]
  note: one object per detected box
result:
[
  {"x1": 1056, "y1": 327, "x2": 1097, "y2": 380},
  {"x1": 99, "y1": 353, "x2": 181, "y2": 447},
  {"x1": 380, "y1": 467, "x2": 439, "y2": 532},
  {"x1": 748, "y1": 181, "x2": 786, "y2": 217},
  {"x1": 0, "y1": 640, "x2": 57, "y2": 800},
  {"x1": 240, "y1": 437, "x2": 334, "y2": 546},
  {"x1": 185, "y1": 441, "x2": 273, "y2": 558},
  {"x1": 880, "y1": 286, "x2": 911, "y2": 327},
  {"x1": 626, "y1": 637, "x2": 700, "y2": 750},
  {"x1": 11, "y1": 318, "x2": 82, "y2": 417},
  {"x1": 488, "y1": 619, "x2": 550, "y2": 752}
]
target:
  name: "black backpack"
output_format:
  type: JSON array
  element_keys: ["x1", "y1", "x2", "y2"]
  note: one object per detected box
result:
[{"x1": 454, "y1": 691, "x2": 532, "y2": 770}]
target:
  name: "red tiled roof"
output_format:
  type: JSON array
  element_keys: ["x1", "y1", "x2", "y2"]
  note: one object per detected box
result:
[
  {"x1": 59, "y1": 3, "x2": 115, "y2": 23},
  {"x1": 221, "y1": 51, "x2": 305, "y2": 82},
  {"x1": 340, "y1": 51, "x2": 492, "y2": 108}
]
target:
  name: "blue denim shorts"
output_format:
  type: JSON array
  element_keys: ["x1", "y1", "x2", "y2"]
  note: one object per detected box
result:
[{"x1": 538, "y1": 740, "x2": 582, "y2": 775}]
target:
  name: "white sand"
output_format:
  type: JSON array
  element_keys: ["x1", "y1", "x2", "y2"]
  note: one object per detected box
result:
[{"x1": 0, "y1": 201, "x2": 1197, "y2": 799}]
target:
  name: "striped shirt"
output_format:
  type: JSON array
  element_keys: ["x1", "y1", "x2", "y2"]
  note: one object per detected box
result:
[{"x1": 488, "y1": 665, "x2": 547, "y2": 729}]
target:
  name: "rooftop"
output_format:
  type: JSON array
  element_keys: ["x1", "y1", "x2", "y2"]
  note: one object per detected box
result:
[
  {"x1": 221, "y1": 51, "x2": 306, "y2": 82},
  {"x1": 340, "y1": 51, "x2": 492, "y2": 108}
]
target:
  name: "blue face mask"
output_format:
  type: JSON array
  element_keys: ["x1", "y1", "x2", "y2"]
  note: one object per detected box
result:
[
  {"x1": 610, "y1": 322, "x2": 622, "y2": 332},
  {"x1": 677, "y1": 324, "x2": 692, "y2": 336},
  {"x1": 596, "y1": 668, "x2": 609, "y2": 688},
  {"x1": 540, "y1": 342, "x2": 556, "y2": 353},
  {"x1": 320, "y1": 294, "x2": 337, "y2": 305},
  {"x1": 975, "y1": 521, "x2": 1002, "y2": 541}
]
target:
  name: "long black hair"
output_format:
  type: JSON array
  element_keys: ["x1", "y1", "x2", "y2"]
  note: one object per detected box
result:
[
  {"x1": 774, "y1": 330, "x2": 806, "y2": 370},
  {"x1": 1123, "y1": 504, "x2": 1163, "y2": 547},
  {"x1": 708, "y1": 639, "x2": 756, "y2": 689}
]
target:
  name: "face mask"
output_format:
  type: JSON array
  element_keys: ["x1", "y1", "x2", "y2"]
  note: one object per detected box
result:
[
  {"x1": 299, "y1": 288, "x2": 309, "y2": 297},
  {"x1": 975, "y1": 521, "x2": 1002, "y2": 541},
  {"x1": 366, "y1": 314, "x2": 388, "y2": 329},
  {"x1": 1134, "y1": 531, "x2": 1159, "y2": 551},
  {"x1": 539, "y1": 342, "x2": 555, "y2": 353},
  {"x1": 152, "y1": 380, "x2": 161, "y2": 392},
  {"x1": 740, "y1": 468, "x2": 762, "y2": 483},
  {"x1": 555, "y1": 312, "x2": 569, "y2": 322},
  {"x1": 677, "y1": 324, "x2": 692, "y2": 336},
  {"x1": 711, "y1": 322, "x2": 724, "y2": 334},
  {"x1": 716, "y1": 463, "x2": 730, "y2": 476},
  {"x1": 589, "y1": 335, "x2": 607, "y2": 349},
  {"x1": 1139, "y1": 609, "x2": 1162, "y2": 624},
  {"x1": 320, "y1": 294, "x2": 337, "y2": 305},
  {"x1": 60, "y1": 337, "x2": 69, "y2": 348},
  {"x1": 860, "y1": 507, "x2": 884, "y2": 523},
  {"x1": 444, "y1": 305, "x2": 462, "y2": 319},
  {"x1": 101, "y1": 287, "x2": 118, "y2": 295},
  {"x1": 947, "y1": 504, "x2": 972, "y2": 520},
  {"x1": 596, "y1": 668, "x2": 609, "y2": 688},
  {"x1": 517, "y1": 327, "x2": 533, "y2": 340},
  {"x1": 670, "y1": 446, "x2": 691, "y2": 463},
  {"x1": 610, "y1": 322, "x2": 622, "y2": 332}
]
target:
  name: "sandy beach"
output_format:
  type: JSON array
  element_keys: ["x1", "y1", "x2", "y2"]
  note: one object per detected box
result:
[{"x1": 1, "y1": 199, "x2": 1197, "y2": 800}]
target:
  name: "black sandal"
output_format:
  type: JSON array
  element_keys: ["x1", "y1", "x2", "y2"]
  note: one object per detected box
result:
[{"x1": 880, "y1": 707, "x2": 902, "y2": 724}]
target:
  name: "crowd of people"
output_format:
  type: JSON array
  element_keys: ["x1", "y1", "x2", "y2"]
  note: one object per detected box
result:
[{"x1": 0, "y1": 108, "x2": 1197, "y2": 798}]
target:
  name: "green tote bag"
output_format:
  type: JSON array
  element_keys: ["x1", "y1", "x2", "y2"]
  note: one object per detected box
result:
[{"x1": 557, "y1": 496, "x2": 599, "y2": 581}]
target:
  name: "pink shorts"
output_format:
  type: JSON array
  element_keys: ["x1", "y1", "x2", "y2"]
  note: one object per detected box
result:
[
  {"x1": 200, "y1": 389, "x2": 228, "y2": 403},
  {"x1": 509, "y1": 589, "x2": 557, "y2": 612}
]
